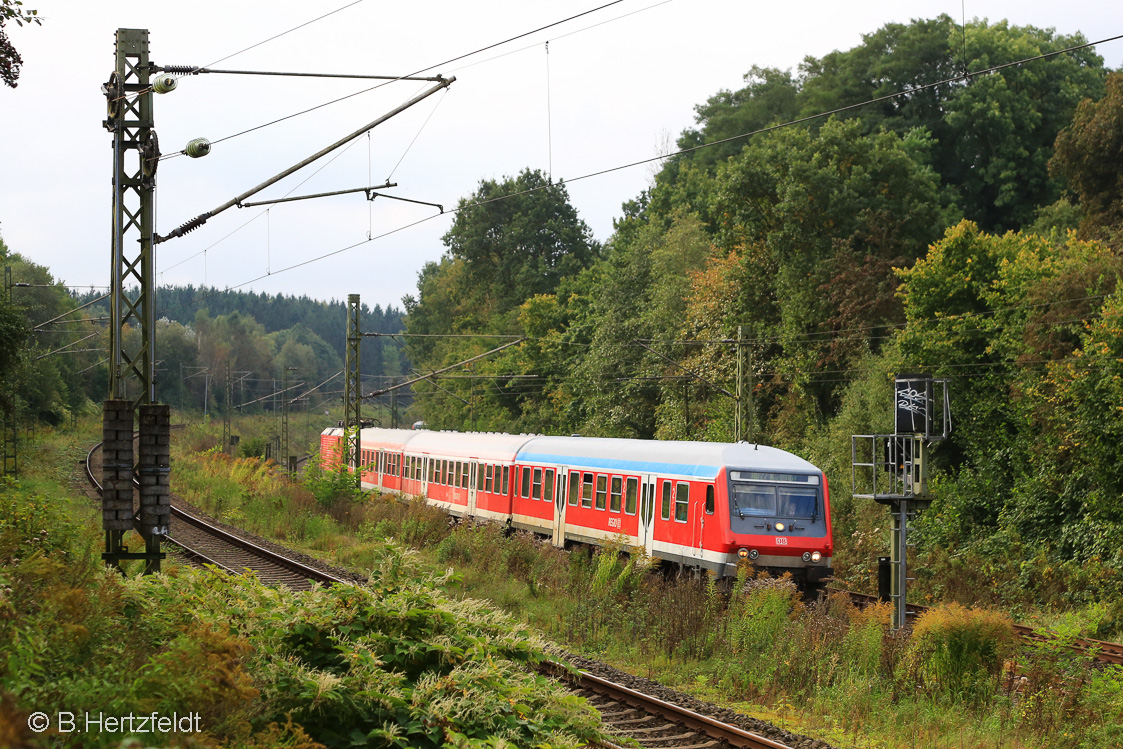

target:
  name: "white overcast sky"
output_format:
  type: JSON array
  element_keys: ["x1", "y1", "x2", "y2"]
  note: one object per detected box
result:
[{"x1": 1, "y1": 1, "x2": 1119, "y2": 312}]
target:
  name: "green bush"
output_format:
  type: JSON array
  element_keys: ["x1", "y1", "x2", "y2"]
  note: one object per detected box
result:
[{"x1": 904, "y1": 602, "x2": 1015, "y2": 707}]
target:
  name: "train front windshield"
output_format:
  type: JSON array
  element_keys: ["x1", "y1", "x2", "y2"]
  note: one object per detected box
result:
[{"x1": 727, "y1": 471, "x2": 821, "y2": 529}]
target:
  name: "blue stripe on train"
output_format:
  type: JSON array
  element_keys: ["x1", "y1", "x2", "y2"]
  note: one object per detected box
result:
[{"x1": 515, "y1": 452, "x2": 722, "y2": 479}]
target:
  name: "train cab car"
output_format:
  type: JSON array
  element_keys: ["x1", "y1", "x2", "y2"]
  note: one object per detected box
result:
[
  {"x1": 515, "y1": 436, "x2": 832, "y2": 582},
  {"x1": 719, "y1": 444, "x2": 832, "y2": 582}
]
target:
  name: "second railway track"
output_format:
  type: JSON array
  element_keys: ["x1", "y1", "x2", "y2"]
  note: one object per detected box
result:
[{"x1": 85, "y1": 440, "x2": 351, "y2": 590}]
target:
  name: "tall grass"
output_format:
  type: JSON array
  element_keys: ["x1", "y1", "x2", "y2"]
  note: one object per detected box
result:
[{"x1": 165, "y1": 419, "x2": 1123, "y2": 749}]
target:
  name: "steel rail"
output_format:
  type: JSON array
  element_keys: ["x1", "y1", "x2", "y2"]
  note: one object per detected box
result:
[
  {"x1": 545, "y1": 661, "x2": 794, "y2": 749},
  {"x1": 85, "y1": 440, "x2": 351, "y2": 586}
]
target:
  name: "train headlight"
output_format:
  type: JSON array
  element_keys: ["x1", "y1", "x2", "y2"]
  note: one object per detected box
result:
[
  {"x1": 811, "y1": 551, "x2": 822, "y2": 562},
  {"x1": 802, "y1": 552, "x2": 811, "y2": 562},
  {"x1": 775, "y1": 522, "x2": 786, "y2": 532},
  {"x1": 748, "y1": 549, "x2": 759, "y2": 560},
  {"x1": 738, "y1": 548, "x2": 749, "y2": 559}
]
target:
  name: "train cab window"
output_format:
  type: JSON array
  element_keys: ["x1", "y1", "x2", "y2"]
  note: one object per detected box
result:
[
  {"x1": 595, "y1": 475, "x2": 607, "y2": 510},
  {"x1": 544, "y1": 469, "x2": 555, "y2": 504},
  {"x1": 582, "y1": 473, "x2": 594, "y2": 508},
  {"x1": 502, "y1": 466, "x2": 510, "y2": 495},
  {"x1": 569, "y1": 472, "x2": 580, "y2": 506},
  {"x1": 660, "y1": 481, "x2": 672, "y2": 521},
  {"x1": 705, "y1": 485, "x2": 715, "y2": 515},
  {"x1": 609, "y1": 477, "x2": 622, "y2": 512},
  {"x1": 674, "y1": 483, "x2": 690, "y2": 523},
  {"x1": 521, "y1": 466, "x2": 531, "y2": 498},
  {"x1": 625, "y1": 478, "x2": 638, "y2": 515},
  {"x1": 533, "y1": 468, "x2": 543, "y2": 499},
  {"x1": 485, "y1": 465, "x2": 493, "y2": 493}
]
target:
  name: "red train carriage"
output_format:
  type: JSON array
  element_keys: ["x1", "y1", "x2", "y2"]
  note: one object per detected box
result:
[
  {"x1": 516, "y1": 437, "x2": 832, "y2": 581},
  {"x1": 321, "y1": 428, "x2": 832, "y2": 582}
]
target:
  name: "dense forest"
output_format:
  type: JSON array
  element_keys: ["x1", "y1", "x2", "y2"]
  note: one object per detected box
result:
[
  {"x1": 404, "y1": 17, "x2": 1123, "y2": 617},
  {"x1": 0, "y1": 274, "x2": 409, "y2": 424}
]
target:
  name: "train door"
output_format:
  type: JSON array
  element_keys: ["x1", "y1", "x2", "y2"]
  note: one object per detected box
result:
[
  {"x1": 468, "y1": 461, "x2": 478, "y2": 516},
  {"x1": 420, "y1": 456, "x2": 428, "y2": 497},
  {"x1": 639, "y1": 473, "x2": 656, "y2": 556},
  {"x1": 552, "y1": 467, "x2": 567, "y2": 547}
]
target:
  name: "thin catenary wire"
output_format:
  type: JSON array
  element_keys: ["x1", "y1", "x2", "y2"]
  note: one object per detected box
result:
[
  {"x1": 173, "y1": 32, "x2": 1123, "y2": 309},
  {"x1": 367, "y1": 131, "x2": 373, "y2": 239},
  {"x1": 447, "y1": 0, "x2": 676, "y2": 74},
  {"x1": 116, "y1": 0, "x2": 370, "y2": 105},
  {"x1": 200, "y1": 0, "x2": 626, "y2": 150},
  {"x1": 386, "y1": 86, "x2": 450, "y2": 181},
  {"x1": 161, "y1": 133, "x2": 369, "y2": 274},
  {"x1": 545, "y1": 41, "x2": 553, "y2": 181}
]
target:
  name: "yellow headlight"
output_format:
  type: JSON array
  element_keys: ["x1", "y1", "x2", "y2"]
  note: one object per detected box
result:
[
  {"x1": 811, "y1": 551, "x2": 822, "y2": 562},
  {"x1": 775, "y1": 522, "x2": 786, "y2": 532}
]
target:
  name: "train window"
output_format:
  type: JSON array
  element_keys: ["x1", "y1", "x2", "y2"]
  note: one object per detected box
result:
[
  {"x1": 610, "y1": 477, "x2": 622, "y2": 512},
  {"x1": 533, "y1": 468, "x2": 543, "y2": 499},
  {"x1": 544, "y1": 469, "x2": 555, "y2": 504},
  {"x1": 730, "y1": 485, "x2": 774, "y2": 516},
  {"x1": 660, "y1": 481, "x2": 671, "y2": 521},
  {"x1": 477, "y1": 463, "x2": 484, "y2": 491},
  {"x1": 582, "y1": 473, "x2": 594, "y2": 508},
  {"x1": 776, "y1": 487, "x2": 818, "y2": 519},
  {"x1": 521, "y1": 466, "x2": 531, "y2": 498},
  {"x1": 569, "y1": 472, "x2": 580, "y2": 506},
  {"x1": 502, "y1": 466, "x2": 510, "y2": 495},
  {"x1": 705, "y1": 485, "x2": 714, "y2": 515},
  {"x1": 461, "y1": 463, "x2": 470, "y2": 489},
  {"x1": 625, "y1": 478, "x2": 638, "y2": 515},
  {"x1": 485, "y1": 464, "x2": 493, "y2": 493},
  {"x1": 417, "y1": 458, "x2": 424, "y2": 481},
  {"x1": 428, "y1": 459, "x2": 435, "y2": 483},
  {"x1": 675, "y1": 483, "x2": 690, "y2": 522},
  {"x1": 595, "y1": 475, "x2": 607, "y2": 510},
  {"x1": 441, "y1": 459, "x2": 448, "y2": 485}
]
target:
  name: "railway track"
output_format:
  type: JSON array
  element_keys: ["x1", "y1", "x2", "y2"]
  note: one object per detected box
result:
[
  {"x1": 552, "y1": 665, "x2": 799, "y2": 749},
  {"x1": 840, "y1": 589, "x2": 1123, "y2": 666},
  {"x1": 85, "y1": 440, "x2": 350, "y2": 590}
]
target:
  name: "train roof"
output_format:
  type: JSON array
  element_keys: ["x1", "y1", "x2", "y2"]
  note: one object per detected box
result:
[
  {"x1": 405, "y1": 430, "x2": 537, "y2": 461},
  {"x1": 322, "y1": 427, "x2": 820, "y2": 477},
  {"x1": 357, "y1": 427, "x2": 418, "y2": 449},
  {"x1": 518, "y1": 436, "x2": 819, "y2": 480}
]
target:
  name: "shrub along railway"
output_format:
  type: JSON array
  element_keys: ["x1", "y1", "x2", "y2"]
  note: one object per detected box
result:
[{"x1": 841, "y1": 590, "x2": 1123, "y2": 666}]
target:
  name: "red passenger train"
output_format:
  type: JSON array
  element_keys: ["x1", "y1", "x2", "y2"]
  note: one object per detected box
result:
[{"x1": 321, "y1": 427, "x2": 833, "y2": 582}]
